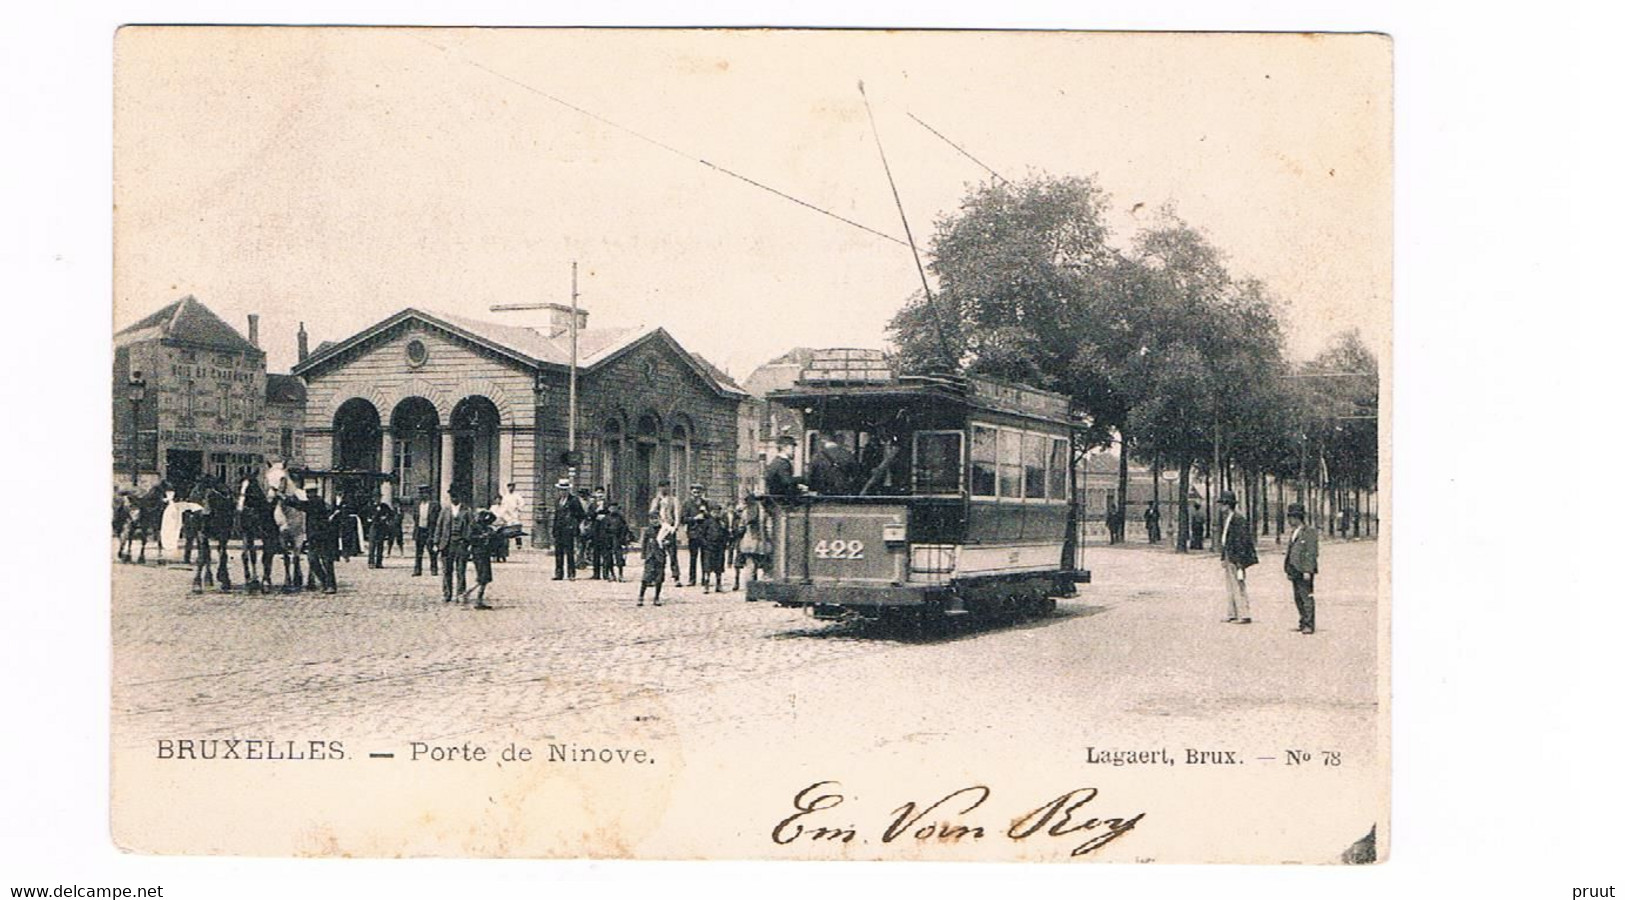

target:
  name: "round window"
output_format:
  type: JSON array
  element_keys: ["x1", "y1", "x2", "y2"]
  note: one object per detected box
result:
[{"x1": 405, "y1": 339, "x2": 429, "y2": 368}]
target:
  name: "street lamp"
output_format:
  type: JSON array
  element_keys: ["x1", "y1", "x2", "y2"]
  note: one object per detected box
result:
[{"x1": 127, "y1": 371, "x2": 147, "y2": 486}]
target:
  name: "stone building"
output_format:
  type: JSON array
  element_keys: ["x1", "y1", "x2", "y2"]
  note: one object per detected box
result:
[
  {"x1": 290, "y1": 304, "x2": 747, "y2": 540},
  {"x1": 113, "y1": 296, "x2": 305, "y2": 490}
]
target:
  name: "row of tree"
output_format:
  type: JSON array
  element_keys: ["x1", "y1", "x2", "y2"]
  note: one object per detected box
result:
[{"x1": 887, "y1": 174, "x2": 1378, "y2": 550}]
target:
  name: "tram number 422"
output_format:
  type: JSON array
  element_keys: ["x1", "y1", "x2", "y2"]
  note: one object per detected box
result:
[{"x1": 813, "y1": 539, "x2": 866, "y2": 560}]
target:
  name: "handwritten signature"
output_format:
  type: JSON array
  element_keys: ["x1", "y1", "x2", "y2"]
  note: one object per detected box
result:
[{"x1": 772, "y1": 781, "x2": 1145, "y2": 857}]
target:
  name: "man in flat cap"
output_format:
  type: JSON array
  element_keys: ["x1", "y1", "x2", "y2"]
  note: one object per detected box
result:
[
  {"x1": 1216, "y1": 489, "x2": 1258, "y2": 624},
  {"x1": 1284, "y1": 502, "x2": 1320, "y2": 635}
]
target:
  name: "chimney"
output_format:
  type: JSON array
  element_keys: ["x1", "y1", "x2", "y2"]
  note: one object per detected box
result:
[
  {"x1": 297, "y1": 322, "x2": 309, "y2": 362},
  {"x1": 247, "y1": 314, "x2": 260, "y2": 348},
  {"x1": 490, "y1": 303, "x2": 589, "y2": 339}
]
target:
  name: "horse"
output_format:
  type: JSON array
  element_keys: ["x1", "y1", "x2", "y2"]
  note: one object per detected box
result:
[
  {"x1": 117, "y1": 484, "x2": 168, "y2": 564},
  {"x1": 234, "y1": 476, "x2": 281, "y2": 593},
  {"x1": 188, "y1": 477, "x2": 235, "y2": 592},
  {"x1": 271, "y1": 490, "x2": 307, "y2": 592}
]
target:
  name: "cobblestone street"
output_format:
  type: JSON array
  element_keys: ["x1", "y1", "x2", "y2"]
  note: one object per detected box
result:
[
  {"x1": 112, "y1": 537, "x2": 1383, "y2": 860},
  {"x1": 114, "y1": 539, "x2": 1381, "y2": 747}
]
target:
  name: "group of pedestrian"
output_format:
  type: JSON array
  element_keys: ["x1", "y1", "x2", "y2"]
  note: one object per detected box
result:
[
  {"x1": 1213, "y1": 490, "x2": 1319, "y2": 635},
  {"x1": 548, "y1": 481, "x2": 635, "y2": 582},
  {"x1": 405, "y1": 481, "x2": 528, "y2": 610},
  {"x1": 630, "y1": 480, "x2": 773, "y2": 607}
]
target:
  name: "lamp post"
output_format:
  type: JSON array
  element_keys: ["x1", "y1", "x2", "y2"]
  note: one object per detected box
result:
[{"x1": 127, "y1": 372, "x2": 147, "y2": 486}]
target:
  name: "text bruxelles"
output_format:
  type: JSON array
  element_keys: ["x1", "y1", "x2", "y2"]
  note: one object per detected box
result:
[{"x1": 155, "y1": 739, "x2": 343, "y2": 760}]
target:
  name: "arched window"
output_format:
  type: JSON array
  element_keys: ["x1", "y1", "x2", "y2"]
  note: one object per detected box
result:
[
  {"x1": 391, "y1": 397, "x2": 440, "y2": 496},
  {"x1": 602, "y1": 417, "x2": 624, "y2": 509},
  {"x1": 450, "y1": 396, "x2": 501, "y2": 508},
  {"x1": 670, "y1": 421, "x2": 690, "y2": 492},
  {"x1": 333, "y1": 397, "x2": 382, "y2": 472}
]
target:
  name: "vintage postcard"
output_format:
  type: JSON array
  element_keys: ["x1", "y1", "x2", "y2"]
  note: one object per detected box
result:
[{"x1": 110, "y1": 26, "x2": 1390, "y2": 862}]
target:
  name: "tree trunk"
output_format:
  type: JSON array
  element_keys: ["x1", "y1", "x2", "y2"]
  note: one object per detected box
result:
[
  {"x1": 1116, "y1": 429, "x2": 1129, "y2": 540},
  {"x1": 1176, "y1": 460, "x2": 1191, "y2": 553},
  {"x1": 1275, "y1": 476, "x2": 1286, "y2": 538},
  {"x1": 1259, "y1": 471, "x2": 1270, "y2": 536}
]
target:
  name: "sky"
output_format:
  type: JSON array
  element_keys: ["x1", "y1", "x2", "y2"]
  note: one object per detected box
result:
[{"x1": 113, "y1": 28, "x2": 1390, "y2": 380}]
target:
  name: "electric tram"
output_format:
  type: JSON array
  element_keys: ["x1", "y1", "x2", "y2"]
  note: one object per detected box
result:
[{"x1": 746, "y1": 350, "x2": 1089, "y2": 621}]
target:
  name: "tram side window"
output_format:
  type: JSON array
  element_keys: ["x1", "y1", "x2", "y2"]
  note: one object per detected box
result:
[
  {"x1": 970, "y1": 426, "x2": 997, "y2": 497},
  {"x1": 913, "y1": 431, "x2": 963, "y2": 494},
  {"x1": 997, "y1": 428, "x2": 1022, "y2": 499},
  {"x1": 1023, "y1": 432, "x2": 1048, "y2": 499},
  {"x1": 1049, "y1": 437, "x2": 1069, "y2": 500}
]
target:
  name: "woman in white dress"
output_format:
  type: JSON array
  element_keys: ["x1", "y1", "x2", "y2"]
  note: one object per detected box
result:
[{"x1": 158, "y1": 488, "x2": 201, "y2": 564}]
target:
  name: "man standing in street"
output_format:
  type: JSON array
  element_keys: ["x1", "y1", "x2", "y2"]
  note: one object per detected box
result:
[
  {"x1": 436, "y1": 489, "x2": 472, "y2": 602},
  {"x1": 1217, "y1": 489, "x2": 1258, "y2": 624},
  {"x1": 552, "y1": 479, "x2": 585, "y2": 580},
  {"x1": 1189, "y1": 500, "x2": 1206, "y2": 551},
  {"x1": 1144, "y1": 500, "x2": 1162, "y2": 544},
  {"x1": 499, "y1": 482, "x2": 527, "y2": 553},
  {"x1": 410, "y1": 484, "x2": 440, "y2": 577},
  {"x1": 681, "y1": 483, "x2": 707, "y2": 588},
  {"x1": 649, "y1": 479, "x2": 681, "y2": 585},
  {"x1": 1284, "y1": 502, "x2": 1320, "y2": 635}
]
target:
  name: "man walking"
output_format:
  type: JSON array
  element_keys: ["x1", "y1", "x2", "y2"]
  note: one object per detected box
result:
[
  {"x1": 1217, "y1": 490, "x2": 1258, "y2": 624},
  {"x1": 1284, "y1": 502, "x2": 1320, "y2": 635},
  {"x1": 409, "y1": 484, "x2": 440, "y2": 577},
  {"x1": 552, "y1": 479, "x2": 584, "y2": 580},
  {"x1": 436, "y1": 489, "x2": 473, "y2": 602}
]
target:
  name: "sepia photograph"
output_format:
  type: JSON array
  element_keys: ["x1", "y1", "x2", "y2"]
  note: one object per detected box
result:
[{"x1": 106, "y1": 26, "x2": 1390, "y2": 863}]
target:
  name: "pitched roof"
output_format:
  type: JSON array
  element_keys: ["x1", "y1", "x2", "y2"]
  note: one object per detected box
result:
[
  {"x1": 265, "y1": 373, "x2": 307, "y2": 405},
  {"x1": 115, "y1": 296, "x2": 261, "y2": 355},
  {"x1": 428, "y1": 309, "x2": 641, "y2": 368},
  {"x1": 292, "y1": 308, "x2": 746, "y2": 399}
]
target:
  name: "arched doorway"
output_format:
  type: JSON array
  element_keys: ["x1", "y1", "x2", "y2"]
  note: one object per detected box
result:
[
  {"x1": 633, "y1": 412, "x2": 661, "y2": 518},
  {"x1": 450, "y1": 396, "x2": 500, "y2": 508},
  {"x1": 391, "y1": 397, "x2": 440, "y2": 497},
  {"x1": 333, "y1": 398, "x2": 382, "y2": 472}
]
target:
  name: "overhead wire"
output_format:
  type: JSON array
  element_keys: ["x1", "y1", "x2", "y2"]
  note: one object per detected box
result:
[{"x1": 412, "y1": 34, "x2": 909, "y2": 248}]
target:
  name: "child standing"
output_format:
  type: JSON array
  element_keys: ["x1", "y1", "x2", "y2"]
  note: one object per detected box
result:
[
  {"x1": 464, "y1": 510, "x2": 496, "y2": 609},
  {"x1": 598, "y1": 502, "x2": 631, "y2": 582},
  {"x1": 638, "y1": 519, "x2": 665, "y2": 607},
  {"x1": 696, "y1": 503, "x2": 729, "y2": 593}
]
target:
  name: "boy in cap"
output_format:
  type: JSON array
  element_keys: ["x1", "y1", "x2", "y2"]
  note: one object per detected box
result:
[
  {"x1": 638, "y1": 516, "x2": 666, "y2": 606},
  {"x1": 462, "y1": 509, "x2": 497, "y2": 609},
  {"x1": 1284, "y1": 502, "x2": 1319, "y2": 634}
]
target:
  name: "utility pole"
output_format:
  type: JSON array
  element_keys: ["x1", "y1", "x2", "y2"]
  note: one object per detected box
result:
[{"x1": 568, "y1": 260, "x2": 579, "y2": 479}]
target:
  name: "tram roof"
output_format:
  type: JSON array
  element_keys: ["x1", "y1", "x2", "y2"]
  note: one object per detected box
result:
[{"x1": 769, "y1": 373, "x2": 1077, "y2": 429}]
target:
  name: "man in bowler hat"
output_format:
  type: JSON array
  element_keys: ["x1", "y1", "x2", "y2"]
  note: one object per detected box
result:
[
  {"x1": 1217, "y1": 489, "x2": 1258, "y2": 624},
  {"x1": 1284, "y1": 502, "x2": 1320, "y2": 634}
]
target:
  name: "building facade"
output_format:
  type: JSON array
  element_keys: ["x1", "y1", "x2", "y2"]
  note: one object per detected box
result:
[
  {"x1": 113, "y1": 296, "x2": 304, "y2": 491},
  {"x1": 291, "y1": 305, "x2": 746, "y2": 540}
]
